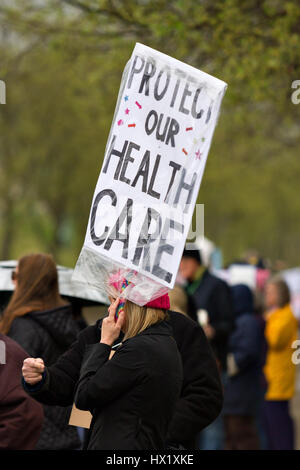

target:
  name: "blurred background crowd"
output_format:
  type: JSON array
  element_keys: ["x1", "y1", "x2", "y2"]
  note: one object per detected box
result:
[
  {"x1": 0, "y1": 239, "x2": 300, "y2": 450},
  {"x1": 170, "y1": 239, "x2": 300, "y2": 451}
]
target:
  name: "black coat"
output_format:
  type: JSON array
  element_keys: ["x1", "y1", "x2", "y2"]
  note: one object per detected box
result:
[
  {"x1": 75, "y1": 320, "x2": 182, "y2": 450},
  {"x1": 23, "y1": 311, "x2": 223, "y2": 449},
  {"x1": 187, "y1": 270, "x2": 234, "y2": 370},
  {"x1": 0, "y1": 334, "x2": 44, "y2": 449},
  {"x1": 8, "y1": 304, "x2": 81, "y2": 450}
]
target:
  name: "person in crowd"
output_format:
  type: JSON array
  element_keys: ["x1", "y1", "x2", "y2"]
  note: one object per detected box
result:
[
  {"x1": 263, "y1": 276, "x2": 298, "y2": 450},
  {"x1": 23, "y1": 288, "x2": 183, "y2": 450},
  {"x1": 223, "y1": 284, "x2": 264, "y2": 450},
  {"x1": 179, "y1": 247, "x2": 234, "y2": 450},
  {"x1": 76, "y1": 295, "x2": 184, "y2": 450},
  {"x1": 21, "y1": 280, "x2": 223, "y2": 449},
  {"x1": 0, "y1": 333, "x2": 44, "y2": 449},
  {"x1": 180, "y1": 248, "x2": 234, "y2": 370},
  {"x1": 0, "y1": 253, "x2": 81, "y2": 450}
]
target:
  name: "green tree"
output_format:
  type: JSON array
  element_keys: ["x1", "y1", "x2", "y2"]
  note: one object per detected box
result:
[{"x1": 1, "y1": 0, "x2": 300, "y2": 266}]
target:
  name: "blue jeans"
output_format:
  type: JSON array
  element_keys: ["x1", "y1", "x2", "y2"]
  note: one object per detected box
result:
[{"x1": 197, "y1": 412, "x2": 224, "y2": 450}]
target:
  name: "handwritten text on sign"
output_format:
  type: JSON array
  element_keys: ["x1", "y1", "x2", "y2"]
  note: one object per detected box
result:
[{"x1": 84, "y1": 43, "x2": 227, "y2": 288}]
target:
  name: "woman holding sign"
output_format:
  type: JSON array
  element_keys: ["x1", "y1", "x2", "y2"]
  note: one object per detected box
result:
[{"x1": 23, "y1": 283, "x2": 183, "y2": 450}]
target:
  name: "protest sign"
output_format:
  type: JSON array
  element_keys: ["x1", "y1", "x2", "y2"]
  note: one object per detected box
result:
[{"x1": 73, "y1": 43, "x2": 227, "y2": 305}]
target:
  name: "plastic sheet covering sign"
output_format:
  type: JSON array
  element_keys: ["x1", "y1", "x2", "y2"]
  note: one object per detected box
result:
[{"x1": 73, "y1": 43, "x2": 227, "y2": 306}]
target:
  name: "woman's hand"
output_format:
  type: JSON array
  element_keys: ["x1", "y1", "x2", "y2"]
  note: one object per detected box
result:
[
  {"x1": 101, "y1": 298, "x2": 125, "y2": 347},
  {"x1": 22, "y1": 357, "x2": 45, "y2": 385}
]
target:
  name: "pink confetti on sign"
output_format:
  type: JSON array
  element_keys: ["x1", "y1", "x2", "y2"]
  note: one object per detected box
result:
[
  {"x1": 182, "y1": 148, "x2": 188, "y2": 155},
  {"x1": 186, "y1": 127, "x2": 193, "y2": 131},
  {"x1": 125, "y1": 108, "x2": 130, "y2": 115},
  {"x1": 195, "y1": 150, "x2": 202, "y2": 160},
  {"x1": 128, "y1": 123, "x2": 136, "y2": 128},
  {"x1": 135, "y1": 101, "x2": 142, "y2": 109},
  {"x1": 117, "y1": 119, "x2": 124, "y2": 126}
]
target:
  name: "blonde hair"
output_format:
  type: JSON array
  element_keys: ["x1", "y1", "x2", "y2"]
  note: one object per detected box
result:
[{"x1": 123, "y1": 300, "x2": 166, "y2": 341}]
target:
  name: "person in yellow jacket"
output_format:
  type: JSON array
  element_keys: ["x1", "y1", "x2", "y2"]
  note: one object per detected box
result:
[{"x1": 263, "y1": 276, "x2": 298, "y2": 450}]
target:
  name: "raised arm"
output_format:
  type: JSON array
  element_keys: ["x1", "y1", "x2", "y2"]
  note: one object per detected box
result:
[{"x1": 22, "y1": 324, "x2": 99, "y2": 406}]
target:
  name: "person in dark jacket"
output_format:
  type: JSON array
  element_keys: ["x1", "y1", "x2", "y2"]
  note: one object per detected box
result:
[
  {"x1": 0, "y1": 253, "x2": 81, "y2": 450},
  {"x1": 0, "y1": 333, "x2": 44, "y2": 449},
  {"x1": 23, "y1": 290, "x2": 183, "y2": 450},
  {"x1": 180, "y1": 248, "x2": 234, "y2": 370},
  {"x1": 223, "y1": 284, "x2": 264, "y2": 450},
  {"x1": 21, "y1": 304, "x2": 222, "y2": 449},
  {"x1": 179, "y1": 247, "x2": 234, "y2": 450}
]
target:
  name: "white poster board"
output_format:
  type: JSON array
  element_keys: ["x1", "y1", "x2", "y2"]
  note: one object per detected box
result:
[{"x1": 73, "y1": 43, "x2": 227, "y2": 305}]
